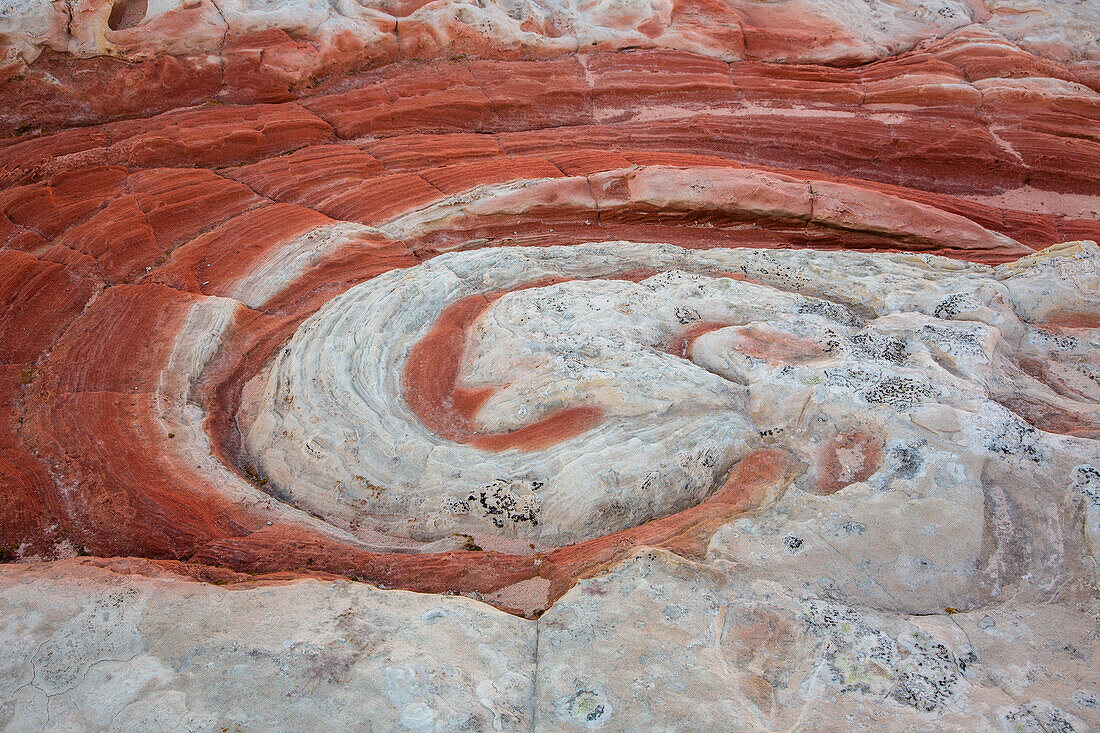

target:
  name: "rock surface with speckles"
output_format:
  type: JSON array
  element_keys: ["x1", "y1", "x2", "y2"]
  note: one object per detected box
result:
[{"x1": 1, "y1": 0, "x2": 1100, "y2": 729}]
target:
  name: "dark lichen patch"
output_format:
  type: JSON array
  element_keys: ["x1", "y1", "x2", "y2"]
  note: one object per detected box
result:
[
  {"x1": 560, "y1": 689, "x2": 611, "y2": 726},
  {"x1": 982, "y1": 412, "x2": 1047, "y2": 464},
  {"x1": 1000, "y1": 703, "x2": 1082, "y2": 733},
  {"x1": 823, "y1": 367, "x2": 873, "y2": 391},
  {"x1": 674, "y1": 305, "x2": 701, "y2": 324},
  {"x1": 803, "y1": 601, "x2": 966, "y2": 714},
  {"x1": 933, "y1": 292, "x2": 983, "y2": 320},
  {"x1": 446, "y1": 498, "x2": 471, "y2": 515},
  {"x1": 1073, "y1": 690, "x2": 1099, "y2": 709},
  {"x1": 850, "y1": 332, "x2": 908, "y2": 364},
  {"x1": 683, "y1": 445, "x2": 719, "y2": 469},
  {"x1": 798, "y1": 298, "x2": 863, "y2": 327},
  {"x1": 819, "y1": 327, "x2": 843, "y2": 354},
  {"x1": 889, "y1": 646, "x2": 959, "y2": 713},
  {"x1": 244, "y1": 465, "x2": 269, "y2": 486},
  {"x1": 1072, "y1": 466, "x2": 1100, "y2": 531},
  {"x1": 863, "y1": 378, "x2": 936, "y2": 410},
  {"x1": 955, "y1": 649, "x2": 979, "y2": 675},
  {"x1": 1031, "y1": 329, "x2": 1080, "y2": 351},
  {"x1": 1073, "y1": 465, "x2": 1100, "y2": 499},
  {"x1": 918, "y1": 324, "x2": 984, "y2": 354},
  {"x1": 467, "y1": 479, "x2": 542, "y2": 528},
  {"x1": 888, "y1": 443, "x2": 925, "y2": 480},
  {"x1": 838, "y1": 520, "x2": 866, "y2": 536}
]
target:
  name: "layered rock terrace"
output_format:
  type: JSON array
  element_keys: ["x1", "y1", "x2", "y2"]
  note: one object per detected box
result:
[{"x1": 1, "y1": 0, "x2": 1099, "y2": 729}]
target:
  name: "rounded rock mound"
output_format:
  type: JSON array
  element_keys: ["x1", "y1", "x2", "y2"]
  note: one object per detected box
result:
[{"x1": 244, "y1": 241, "x2": 1100, "y2": 548}]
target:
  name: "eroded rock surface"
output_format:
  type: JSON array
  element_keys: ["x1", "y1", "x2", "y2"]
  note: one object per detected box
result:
[
  {"x1": 248, "y1": 242, "x2": 1100, "y2": 556},
  {"x1": 0, "y1": 558, "x2": 535, "y2": 731},
  {"x1": 1, "y1": 0, "x2": 1099, "y2": 729}
]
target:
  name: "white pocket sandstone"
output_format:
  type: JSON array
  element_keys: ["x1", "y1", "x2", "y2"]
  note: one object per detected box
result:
[{"x1": 244, "y1": 241, "x2": 1100, "y2": 557}]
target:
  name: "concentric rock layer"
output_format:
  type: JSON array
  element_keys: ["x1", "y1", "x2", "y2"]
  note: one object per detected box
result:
[
  {"x1": 246, "y1": 241, "x2": 1100, "y2": 554},
  {"x1": 1, "y1": 0, "x2": 1099, "y2": 729}
]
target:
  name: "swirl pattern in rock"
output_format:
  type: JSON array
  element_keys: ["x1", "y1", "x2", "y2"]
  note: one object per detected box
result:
[
  {"x1": 246, "y1": 241, "x2": 1100, "y2": 552},
  {"x1": 2, "y1": 0, "x2": 1100, "y2": 728}
]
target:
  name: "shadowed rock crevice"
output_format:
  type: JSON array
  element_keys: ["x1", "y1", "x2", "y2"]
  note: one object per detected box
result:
[{"x1": 107, "y1": 0, "x2": 147, "y2": 31}]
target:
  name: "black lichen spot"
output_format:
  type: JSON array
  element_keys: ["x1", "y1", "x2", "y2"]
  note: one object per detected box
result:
[
  {"x1": 956, "y1": 650, "x2": 979, "y2": 673},
  {"x1": 1074, "y1": 691, "x2": 1099, "y2": 708},
  {"x1": 1002, "y1": 704, "x2": 1078, "y2": 733},
  {"x1": 798, "y1": 299, "x2": 862, "y2": 327},
  {"x1": 918, "y1": 324, "x2": 983, "y2": 354},
  {"x1": 863, "y1": 378, "x2": 935, "y2": 409},
  {"x1": 563, "y1": 689, "x2": 609, "y2": 724},
  {"x1": 1062, "y1": 643, "x2": 1084, "y2": 660},
  {"x1": 699, "y1": 448, "x2": 717, "y2": 467},
  {"x1": 820, "y1": 328, "x2": 843, "y2": 354},
  {"x1": 467, "y1": 479, "x2": 541, "y2": 528},
  {"x1": 889, "y1": 444, "x2": 924, "y2": 479},
  {"x1": 984, "y1": 415, "x2": 1046, "y2": 464},
  {"x1": 1045, "y1": 709, "x2": 1080, "y2": 733},
  {"x1": 890, "y1": 668, "x2": 958, "y2": 713},
  {"x1": 933, "y1": 292, "x2": 981, "y2": 319},
  {"x1": 1073, "y1": 467, "x2": 1100, "y2": 517},
  {"x1": 850, "y1": 332, "x2": 908, "y2": 364},
  {"x1": 1032, "y1": 329, "x2": 1079, "y2": 351},
  {"x1": 674, "y1": 306, "x2": 701, "y2": 324}
]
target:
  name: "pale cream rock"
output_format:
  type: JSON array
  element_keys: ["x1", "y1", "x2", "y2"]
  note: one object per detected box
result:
[
  {"x1": 982, "y1": 0, "x2": 1100, "y2": 63},
  {"x1": 3, "y1": 0, "x2": 1095, "y2": 73},
  {"x1": 0, "y1": 0, "x2": 69, "y2": 74},
  {"x1": 245, "y1": 241, "x2": 1100, "y2": 561},
  {"x1": 155, "y1": 298, "x2": 404, "y2": 551},
  {"x1": 229, "y1": 221, "x2": 381, "y2": 308},
  {"x1": 536, "y1": 549, "x2": 1099, "y2": 731},
  {"x1": 996, "y1": 240, "x2": 1100, "y2": 323},
  {"x1": 0, "y1": 559, "x2": 536, "y2": 732},
  {"x1": 3, "y1": 230, "x2": 1100, "y2": 729},
  {"x1": 2, "y1": 543, "x2": 1095, "y2": 731},
  {"x1": 382, "y1": 167, "x2": 1028, "y2": 258}
]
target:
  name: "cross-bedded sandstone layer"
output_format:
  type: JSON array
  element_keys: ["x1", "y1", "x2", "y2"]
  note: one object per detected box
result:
[
  {"x1": 1, "y1": 0, "x2": 1099, "y2": 729},
  {"x1": 247, "y1": 242, "x2": 1100, "y2": 552}
]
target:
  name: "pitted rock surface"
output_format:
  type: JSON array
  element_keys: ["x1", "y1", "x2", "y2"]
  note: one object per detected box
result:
[{"x1": 1, "y1": 0, "x2": 1099, "y2": 729}]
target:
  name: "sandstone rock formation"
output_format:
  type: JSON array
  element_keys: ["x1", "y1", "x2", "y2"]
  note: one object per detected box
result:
[{"x1": 1, "y1": 0, "x2": 1098, "y2": 729}]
